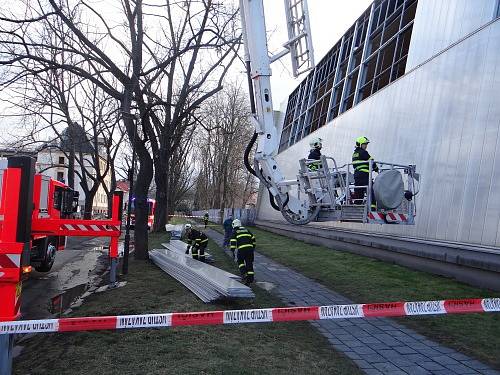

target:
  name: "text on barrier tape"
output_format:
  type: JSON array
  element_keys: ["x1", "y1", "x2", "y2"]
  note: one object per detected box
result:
[{"x1": 0, "y1": 298, "x2": 499, "y2": 335}]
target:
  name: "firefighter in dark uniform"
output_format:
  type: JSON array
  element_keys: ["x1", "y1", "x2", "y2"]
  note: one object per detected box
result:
[
  {"x1": 184, "y1": 223, "x2": 208, "y2": 262},
  {"x1": 307, "y1": 137, "x2": 323, "y2": 171},
  {"x1": 352, "y1": 136, "x2": 378, "y2": 210},
  {"x1": 203, "y1": 212, "x2": 209, "y2": 228},
  {"x1": 229, "y1": 219, "x2": 255, "y2": 285}
]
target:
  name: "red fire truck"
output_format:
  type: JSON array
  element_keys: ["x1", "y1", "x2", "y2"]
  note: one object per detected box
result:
[
  {"x1": 0, "y1": 156, "x2": 123, "y2": 373},
  {"x1": 30, "y1": 174, "x2": 80, "y2": 272},
  {"x1": 127, "y1": 197, "x2": 156, "y2": 229}
]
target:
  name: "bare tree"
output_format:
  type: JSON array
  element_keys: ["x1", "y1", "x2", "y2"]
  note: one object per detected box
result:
[
  {"x1": 167, "y1": 126, "x2": 196, "y2": 214},
  {"x1": 193, "y1": 81, "x2": 258, "y2": 211},
  {"x1": 0, "y1": 0, "x2": 240, "y2": 256},
  {"x1": 141, "y1": 1, "x2": 241, "y2": 231},
  {"x1": 3, "y1": 60, "x2": 123, "y2": 219}
]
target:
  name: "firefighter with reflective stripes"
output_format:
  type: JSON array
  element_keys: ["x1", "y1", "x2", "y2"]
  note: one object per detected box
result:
[
  {"x1": 203, "y1": 212, "x2": 209, "y2": 228},
  {"x1": 230, "y1": 219, "x2": 255, "y2": 285},
  {"x1": 352, "y1": 136, "x2": 378, "y2": 210},
  {"x1": 307, "y1": 137, "x2": 323, "y2": 171},
  {"x1": 184, "y1": 223, "x2": 208, "y2": 262}
]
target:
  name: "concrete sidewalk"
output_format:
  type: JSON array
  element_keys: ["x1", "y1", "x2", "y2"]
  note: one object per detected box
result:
[{"x1": 206, "y1": 228, "x2": 499, "y2": 375}]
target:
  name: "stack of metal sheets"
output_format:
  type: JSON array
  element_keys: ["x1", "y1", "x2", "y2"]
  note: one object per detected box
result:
[
  {"x1": 149, "y1": 244, "x2": 254, "y2": 303},
  {"x1": 164, "y1": 224, "x2": 185, "y2": 239}
]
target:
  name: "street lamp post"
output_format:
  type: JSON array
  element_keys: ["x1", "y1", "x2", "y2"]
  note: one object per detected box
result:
[{"x1": 122, "y1": 114, "x2": 138, "y2": 275}]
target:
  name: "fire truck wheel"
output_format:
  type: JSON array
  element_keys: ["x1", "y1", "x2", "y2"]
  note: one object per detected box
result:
[{"x1": 35, "y1": 243, "x2": 57, "y2": 272}]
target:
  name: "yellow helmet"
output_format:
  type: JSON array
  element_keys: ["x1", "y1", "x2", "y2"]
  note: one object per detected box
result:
[{"x1": 356, "y1": 136, "x2": 370, "y2": 146}]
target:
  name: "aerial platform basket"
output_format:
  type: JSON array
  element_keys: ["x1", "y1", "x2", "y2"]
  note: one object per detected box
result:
[{"x1": 284, "y1": 155, "x2": 419, "y2": 225}]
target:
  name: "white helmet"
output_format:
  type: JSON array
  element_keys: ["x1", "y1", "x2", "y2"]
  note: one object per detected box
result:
[
  {"x1": 309, "y1": 137, "x2": 323, "y2": 149},
  {"x1": 184, "y1": 223, "x2": 192, "y2": 230},
  {"x1": 232, "y1": 219, "x2": 241, "y2": 228}
]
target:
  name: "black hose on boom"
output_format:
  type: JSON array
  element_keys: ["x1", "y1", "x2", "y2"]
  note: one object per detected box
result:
[
  {"x1": 268, "y1": 191, "x2": 281, "y2": 211},
  {"x1": 244, "y1": 132, "x2": 258, "y2": 177},
  {"x1": 244, "y1": 60, "x2": 258, "y2": 177}
]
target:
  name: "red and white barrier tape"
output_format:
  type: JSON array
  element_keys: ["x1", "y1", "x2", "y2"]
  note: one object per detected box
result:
[
  {"x1": 168, "y1": 214, "x2": 213, "y2": 219},
  {"x1": 1, "y1": 298, "x2": 499, "y2": 335}
]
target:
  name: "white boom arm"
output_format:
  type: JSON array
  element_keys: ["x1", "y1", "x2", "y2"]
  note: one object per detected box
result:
[{"x1": 240, "y1": 0, "x2": 317, "y2": 224}]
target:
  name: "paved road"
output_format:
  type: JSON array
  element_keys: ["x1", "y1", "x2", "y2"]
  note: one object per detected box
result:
[{"x1": 20, "y1": 236, "x2": 109, "y2": 319}]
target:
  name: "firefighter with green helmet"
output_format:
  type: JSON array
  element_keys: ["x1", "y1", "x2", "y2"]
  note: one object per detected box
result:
[
  {"x1": 307, "y1": 137, "x2": 323, "y2": 171},
  {"x1": 352, "y1": 136, "x2": 378, "y2": 210},
  {"x1": 229, "y1": 219, "x2": 256, "y2": 285}
]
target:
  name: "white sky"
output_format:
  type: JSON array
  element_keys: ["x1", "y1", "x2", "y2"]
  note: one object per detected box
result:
[{"x1": 261, "y1": 0, "x2": 374, "y2": 109}]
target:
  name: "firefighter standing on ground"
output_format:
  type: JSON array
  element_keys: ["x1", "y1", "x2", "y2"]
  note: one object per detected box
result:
[
  {"x1": 184, "y1": 223, "x2": 208, "y2": 262},
  {"x1": 352, "y1": 136, "x2": 378, "y2": 210},
  {"x1": 203, "y1": 212, "x2": 209, "y2": 228},
  {"x1": 223, "y1": 215, "x2": 233, "y2": 249},
  {"x1": 307, "y1": 137, "x2": 323, "y2": 171},
  {"x1": 230, "y1": 219, "x2": 255, "y2": 285}
]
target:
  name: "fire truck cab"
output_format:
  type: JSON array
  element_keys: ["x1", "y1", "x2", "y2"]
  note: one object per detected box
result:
[{"x1": 26, "y1": 174, "x2": 78, "y2": 272}]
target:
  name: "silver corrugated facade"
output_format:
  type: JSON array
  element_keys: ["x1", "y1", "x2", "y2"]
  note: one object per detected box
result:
[
  {"x1": 257, "y1": 9, "x2": 500, "y2": 247},
  {"x1": 407, "y1": 0, "x2": 499, "y2": 69}
]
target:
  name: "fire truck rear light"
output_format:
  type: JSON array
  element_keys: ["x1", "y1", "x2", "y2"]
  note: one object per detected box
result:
[{"x1": 22, "y1": 266, "x2": 32, "y2": 274}]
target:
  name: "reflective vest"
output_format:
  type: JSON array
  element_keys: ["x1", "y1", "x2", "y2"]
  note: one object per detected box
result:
[
  {"x1": 230, "y1": 227, "x2": 255, "y2": 251},
  {"x1": 307, "y1": 148, "x2": 322, "y2": 171},
  {"x1": 187, "y1": 229, "x2": 208, "y2": 246},
  {"x1": 352, "y1": 147, "x2": 378, "y2": 173}
]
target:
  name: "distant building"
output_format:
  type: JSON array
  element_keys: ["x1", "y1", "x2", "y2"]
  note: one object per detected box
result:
[
  {"x1": 116, "y1": 180, "x2": 130, "y2": 207},
  {"x1": 1, "y1": 123, "x2": 112, "y2": 217},
  {"x1": 36, "y1": 124, "x2": 111, "y2": 216}
]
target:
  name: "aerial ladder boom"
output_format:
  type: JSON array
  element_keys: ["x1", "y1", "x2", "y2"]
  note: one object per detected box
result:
[
  {"x1": 240, "y1": 0, "x2": 318, "y2": 224},
  {"x1": 240, "y1": 0, "x2": 419, "y2": 225}
]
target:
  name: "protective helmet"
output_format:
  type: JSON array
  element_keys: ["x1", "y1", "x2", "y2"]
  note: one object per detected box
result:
[
  {"x1": 232, "y1": 219, "x2": 241, "y2": 228},
  {"x1": 184, "y1": 223, "x2": 192, "y2": 230},
  {"x1": 356, "y1": 136, "x2": 370, "y2": 146},
  {"x1": 309, "y1": 137, "x2": 323, "y2": 149}
]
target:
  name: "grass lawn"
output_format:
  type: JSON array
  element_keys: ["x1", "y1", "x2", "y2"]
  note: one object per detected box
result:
[
  {"x1": 236, "y1": 225, "x2": 500, "y2": 369},
  {"x1": 13, "y1": 230, "x2": 360, "y2": 375}
]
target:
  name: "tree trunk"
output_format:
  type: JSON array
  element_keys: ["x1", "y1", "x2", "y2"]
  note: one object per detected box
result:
[
  {"x1": 83, "y1": 188, "x2": 97, "y2": 219},
  {"x1": 106, "y1": 166, "x2": 117, "y2": 218},
  {"x1": 133, "y1": 149, "x2": 153, "y2": 259},
  {"x1": 153, "y1": 152, "x2": 168, "y2": 232},
  {"x1": 121, "y1": 94, "x2": 153, "y2": 260}
]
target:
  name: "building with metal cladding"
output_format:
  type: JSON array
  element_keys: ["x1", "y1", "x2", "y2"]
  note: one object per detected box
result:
[{"x1": 257, "y1": 0, "x2": 500, "y2": 248}]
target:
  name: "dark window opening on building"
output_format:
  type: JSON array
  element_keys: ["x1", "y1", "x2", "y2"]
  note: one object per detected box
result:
[
  {"x1": 402, "y1": 0, "x2": 417, "y2": 27},
  {"x1": 383, "y1": 15, "x2": 401, "y2": 44},
  {"x1": 58, "y1": 156, "x2": 65, "y2": 165},
  {"x1": 57, "y1": 172, "x2": 65, "y2": 182}
]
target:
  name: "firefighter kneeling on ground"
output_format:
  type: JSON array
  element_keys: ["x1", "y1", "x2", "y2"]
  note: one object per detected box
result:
[
  {"x1": 184, "y1": 223, "x2": 208, "y2": 262},
  {"x1": 230, "y1": 219, "x2": 255, "y2": 285},
  {"x1": 352, "y1": 136, "x2": 378, "y2": 210}
]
